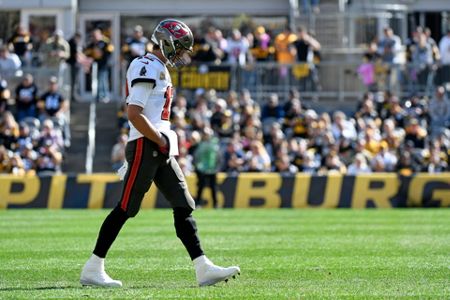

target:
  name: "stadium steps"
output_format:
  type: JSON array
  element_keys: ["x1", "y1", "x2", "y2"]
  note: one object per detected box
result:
[
  {"x1": 62, "y1": 101, "x2": 90, "y2": 173},
  {"x1": 93, "y1": 102, "x2": 120, "y2": 172}
]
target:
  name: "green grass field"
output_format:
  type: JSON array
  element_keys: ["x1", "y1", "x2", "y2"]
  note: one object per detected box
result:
[{"x1": 0, "y1": 209, "x2": 449, "y2": 299}]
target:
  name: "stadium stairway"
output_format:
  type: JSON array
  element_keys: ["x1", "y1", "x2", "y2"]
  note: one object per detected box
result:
[
  {"x1": 93, "y1": 102, "x2": 120, "y2": 172},
  {"x1": 62, "y1": 101, "x2": 90, "y2": 173}
]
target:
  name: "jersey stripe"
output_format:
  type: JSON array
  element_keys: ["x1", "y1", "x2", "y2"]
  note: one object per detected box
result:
[{"x1": 121, "y1": 138, "x2": 143, "y2": 211}]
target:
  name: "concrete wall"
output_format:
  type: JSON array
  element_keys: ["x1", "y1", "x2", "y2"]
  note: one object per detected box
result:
[
  {"x1": 0, "y1": 0, "x2": 73, "y2": 9},
  {"x1": 349, "y1": 0, "x2": 450, "y2": 12},
  {"x1": 78, "y1": 0, "x2": 290, "y2": 16}
]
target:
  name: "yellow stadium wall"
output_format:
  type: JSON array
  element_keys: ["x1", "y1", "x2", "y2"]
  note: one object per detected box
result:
[{"x1": 0, "y1": 173, "x2": 449, "y2": 209}]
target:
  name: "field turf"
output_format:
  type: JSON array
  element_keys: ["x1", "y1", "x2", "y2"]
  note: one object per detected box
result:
[{"x1": 0, "y1": 209, "x2": 449, "y2": 299}]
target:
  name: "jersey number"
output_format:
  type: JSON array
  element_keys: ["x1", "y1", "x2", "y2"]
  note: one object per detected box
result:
[{"x1": 161, "y1": 86, "x2": 173, "y2": 120}]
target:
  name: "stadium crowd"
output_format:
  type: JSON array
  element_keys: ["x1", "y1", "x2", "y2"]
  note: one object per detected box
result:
[
  {"x1": 0, "y1": 74, "x2": 68, "y2": 175},
  {"x1": 113, "y1": 86, "x2": 450, "y2": 175},
  {"x1": 1, "y1": 20, "x2": 450, "y2": 175}
]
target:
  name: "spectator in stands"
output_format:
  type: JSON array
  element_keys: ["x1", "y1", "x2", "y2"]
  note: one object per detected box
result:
[
  {"x1": 284, "y1": 88, "x2": 301, "y2": 111},
  {"x1": 261, "y1": 93, "x2": 284, "y2": 122},
  {"x1": 0, "y1": 77, "x2": 11, "y2": 114},
  {"x1": 395, "y1": 150, "x2": 415, "y2": 176},
  {"x1": 215, "y1": 28, "x2": 228, "y2": 49},
  {"x1": 410, "y1": 32, "x2": 436, "y2": 94},
  {"x1": 246, "y1": 140, "x2": 271, "y2": 172},
  {"x1": 198, "y1": 27, "x2": 227, "y2": 64},
  {"x1": 41, "y1": 30, "x2": 70, "y2": 70},
  {"x1": 116, "y1": 103, "x2": 129, "y2": 133},
  {"x1": 355, "y1": 94, "x2": 379, "y2": 122},
  {"x1": 429, "y1": 86, "x2": 450, "y2": 137},
  {"x1": 404, "y1": 95, "x2": 427, "y2": 120},
  {"x1": 111, "y1": 133, "x2": 127, "y2": 171},
  {"x1": 210, "y1": 98, "x2": 227, "y2": 131},
  {"x1": 265, "y1": 123, "x2": 286, "y2": 160},
  {"x1": 85, "y1": 28, "x2": 114, "y2": 102},
  {"x1": 358, "y1": 53, "x2": 376, "y2": 91},
  {"x1": 424, "y1": 27, "x2": 438, "y2": 50},
  {"x1": 172, "y1": 94, "x2": 189, "y2": 117},
  {"x1": 371, "y1": 141, "x2": 398, "y2": 172},
  {"x1": 0, "y1": 45, "x2": 21, "y2": 76},
  {"x1": 424, "y1": 148, "x2": 448, "y2": 173},
  {"x1": 193, "y1": 37, "x2": 219, "y2": 63},
  {"x1": 15, "y1": 73, "x2": 38, "y2": 121},
  {"x1": 122, "y1": 25, "x2": 149, "y2": 64},
  {"x1": 0, "y1": 111, "x2": 19, "y2": 151},
  {"x1": 67, "y1": 32, "x2": 84, "y2": 101},
  {"x1": 404, "y1": 118, "x2": 427, "y2": 149},
  {"x1": 347, "y1": 153, "x2": 371, "y2": 175},
  {"x1": 286, "y1": 102, "x2": 307, "y2": 139},
  {"x1": 17, "y1": 122, "x2": 33, "y2": 151},
  {"x1": 250, "y1": 26, "x2": 272, "y2": 62},
  {"x1": 0, "y1": 145, "x2": 11, "y2": 173},
  {"x1": 7, "y1": 25, "x2": 33, "y2": 66},
  {"x1": 274, "y1": 26, "x2": 297, "y2": 79},
  {"x1": 9, "y1": 154, "x2": 27, "y2": 176},
  {"x1": 222, "y1": 139, "x2": 245, "y2": 173},
  {"x1": 299, "y1": 151, "x2": 318, "y2": 174},
  {"x1": 225, "y1": 29, "x2": 250, "y2": 66},
  {"x1": 385, "y1": 96, "x2": 407, "y2": 128},
  {"x1": 381, "y1": 118, "x2": 403, "y2": 150},
  {"x1": 292, "y1": 26, "x2": 321, "y2": 91},
  {"x1": 37, "y1": 77, "x2": 70, "y2": 147},
  {"x1": 331, "y1": 111, "x2": 357, "y2": 142},
  {"x1": 189, "y1": 94, "x2": 211, "y2": 131},
  {"x1": 378, "y1": 27, "x2": 402, "y2": 64},
  {"x1": 438, "y1": 28, "x2": 450, "y2": 66},
  {"x1": 37, "y1": 77, "x2": 68, "y2": 121},
  {"x1": 193, "y1": 127, "x2": 220, "y2": 208},
  {"x1": 36, "y1": 138, "x2": 63, "y2": 174},
  {"x1": 18, "y1": 142, "x2": 37, "y2": 174},
  {"x1": 39, "y1": 119, "x2": 64, "y2": 151},
  {"x1": 377, "y1": 27, "x2": 402, "y2": 91},
  {"x1": 321, "y1": 150, "x2": 347, "y2": 174},
  {"x1": 274, "y1": 153, "x2": 298, "y2": 174}
]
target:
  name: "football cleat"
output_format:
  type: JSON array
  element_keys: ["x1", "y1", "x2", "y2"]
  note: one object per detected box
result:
[
  {"x1": 80, "y1": 255, "x2": 122, "y2": 288},
  {"x1": 194, "y1": 256, "x2": 240, "y2": 287}
]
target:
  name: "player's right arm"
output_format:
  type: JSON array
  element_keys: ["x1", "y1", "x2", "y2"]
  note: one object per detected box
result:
[{"x1": 127, "y1": 82, "x2": 167, "y2": 148}]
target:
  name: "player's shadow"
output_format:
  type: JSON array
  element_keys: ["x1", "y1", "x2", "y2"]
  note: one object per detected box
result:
[{"x1": 0, "y1": 286, "x2": 76, "y2": 292}]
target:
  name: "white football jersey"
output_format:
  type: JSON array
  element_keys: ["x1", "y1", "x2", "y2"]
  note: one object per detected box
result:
[{"x1": 126, "y1": 53, "x2": 173, "y2": 141}]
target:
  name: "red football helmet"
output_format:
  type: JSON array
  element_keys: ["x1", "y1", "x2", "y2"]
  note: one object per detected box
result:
[{"x1": 151, "y1": 19, "x2": 194, "y2": 67}]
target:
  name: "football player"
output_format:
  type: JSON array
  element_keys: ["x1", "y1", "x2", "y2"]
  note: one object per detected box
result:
[{"x1": 80, "y1": 19, "x2": 240, "y2": 287}]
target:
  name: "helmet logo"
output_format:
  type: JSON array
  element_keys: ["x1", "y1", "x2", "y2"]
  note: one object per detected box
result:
[{"x1": 161, "y1": 21, "x2": 187, "y2": 39}]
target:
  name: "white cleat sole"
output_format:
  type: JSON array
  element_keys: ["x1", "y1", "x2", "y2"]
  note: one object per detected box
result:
[
  {"x1": 198, "y1": 267, "x2": 241, "y2": 287},
  {"x1": 80, "y1": 278, "x2": 122, "y2": 288}
]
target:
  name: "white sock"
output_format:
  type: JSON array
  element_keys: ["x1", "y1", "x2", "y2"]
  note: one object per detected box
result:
[
  {"x1": 193, "y1": 255, "x2": 212, "y2": 268},
  {"x1": 87, "y1": 254, "x2": 104, "y2": 268}
]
